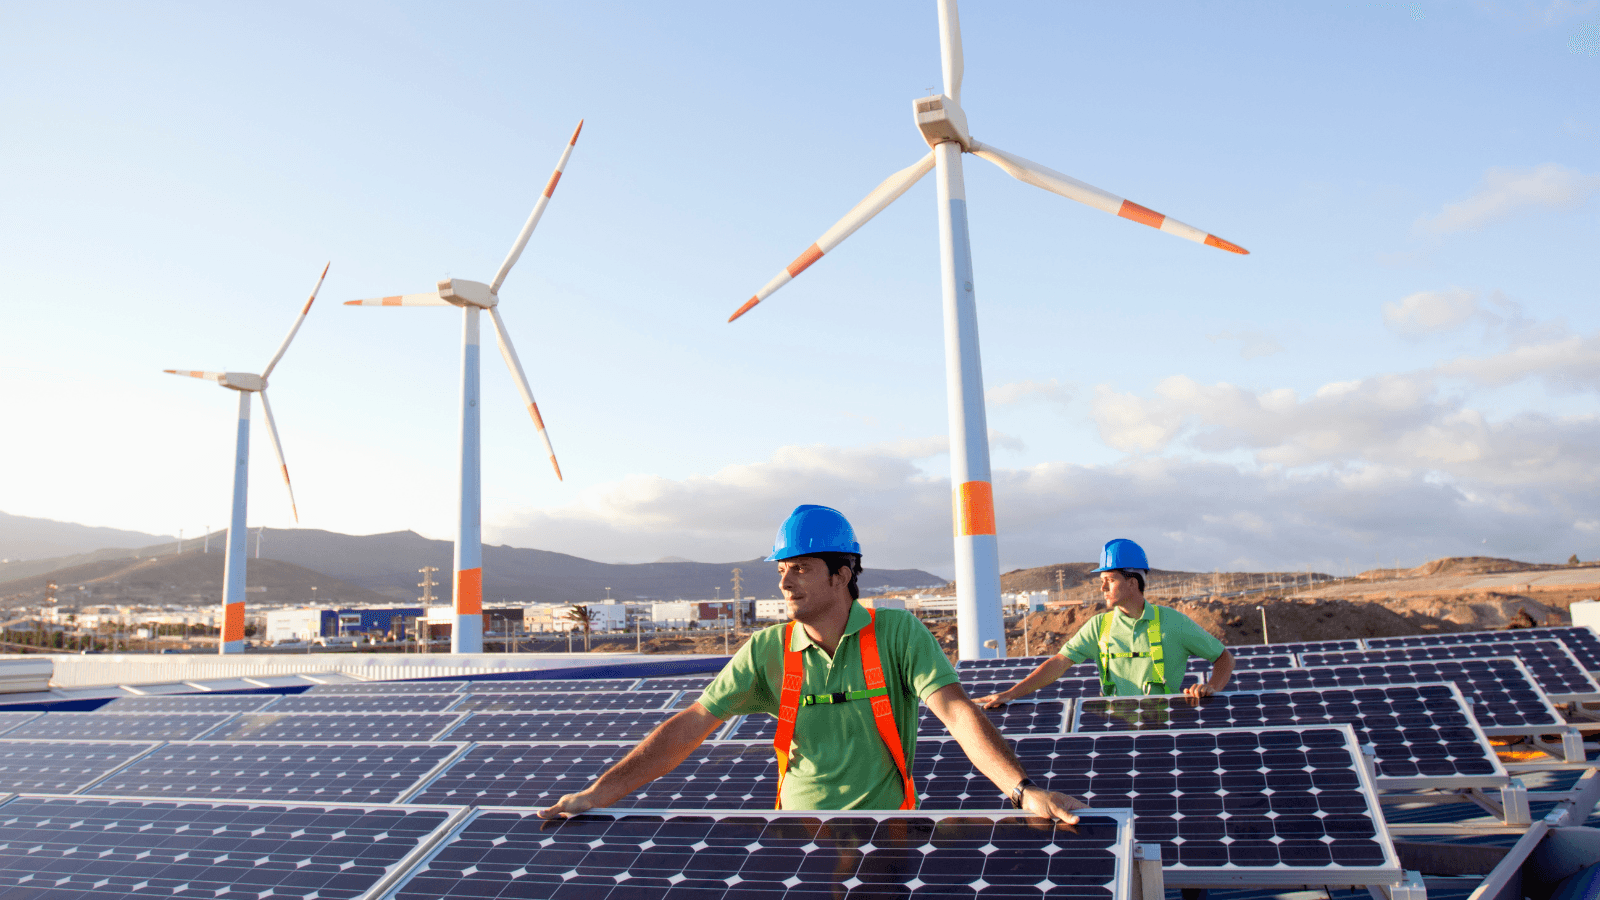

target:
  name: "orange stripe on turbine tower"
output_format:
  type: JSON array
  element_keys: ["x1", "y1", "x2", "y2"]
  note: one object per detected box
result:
[
  {"x1": 456, "y1": 567, "x2": 483, "y2": 616},
  {"x1": 954, "y1": 481, "x2": 996, "y2": 536},
  {"x1": 223, "y1": 602, "x2": 246, "y2": 643}
]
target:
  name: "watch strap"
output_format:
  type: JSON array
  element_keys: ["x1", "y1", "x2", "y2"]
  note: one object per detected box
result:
[{"x1": 1009, "y1": 777, "x2": 1037, "y2": 809}]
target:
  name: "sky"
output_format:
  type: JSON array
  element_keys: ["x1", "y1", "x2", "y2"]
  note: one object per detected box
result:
[{"x1": 2, "y1": 1, "x2": 1597, "y2": 579}]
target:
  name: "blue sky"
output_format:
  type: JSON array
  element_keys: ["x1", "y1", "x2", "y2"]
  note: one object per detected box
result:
[{"x1": 2, "y1": 1, "x2": 1596, "y2": 577}]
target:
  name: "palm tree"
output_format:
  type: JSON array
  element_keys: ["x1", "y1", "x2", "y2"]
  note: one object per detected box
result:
[{"x1": 564, "y1": 604, "x2": 594, "y2": 651}]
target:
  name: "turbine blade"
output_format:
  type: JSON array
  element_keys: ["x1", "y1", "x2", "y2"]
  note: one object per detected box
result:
[
  {"x1": 261, "y1": 261, "x2": 329, "y2": 379},
  {"x1": 164, "y1": 369, "x2": 225, "y2": 382},
  {"x1": 938, "y1": 0, "x2": 964, "y2": 103},
  {"x1": 971, "y1": 142, "x2": 1249, "y2": 255},
  {"x1": 490, "y1": 119, "x2": 584, "y2": 295},
  {"x1": 343, "y1": 292, "x2": 450, "y2": 306},
  {"x1": 488, "y1": 307, "x2": 562, "y2": 481},
  {"x1": 729, "y1": 150, "x2": 936, "y2": 322},
  {"x1": 257, "y1": 390, "x2": 299, "y2": 522}
]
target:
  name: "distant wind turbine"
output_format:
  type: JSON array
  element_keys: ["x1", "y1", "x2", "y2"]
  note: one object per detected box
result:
[
  {"x1": 347, "y1": 121, "x2": 581, "y2": 654},
  {"x1": 727, "y1": 0, "x2": 1247, "y2": 660},
  {"x1": 165, "y1": 262, "x2": 329, "y2": 654}
]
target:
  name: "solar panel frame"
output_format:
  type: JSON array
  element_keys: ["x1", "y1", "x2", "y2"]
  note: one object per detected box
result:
[
  {"x1": 957, "y1": 654, "x2": 1056, "y2": 670},
  {"x1": 1230, "y1": 640, "x2": 1364, "y2": 657},
  {"x1": 0, "y1": 712, "x2": 239, "y2": 741},
  {"x1": 84, "y1": 741, "x2": 470, "y2": 804},
  {"x1": 723, "y1": 698, "x2": 1072, "y2": 741},
  {"x1": 378, "y1": 806, "x2": 1138, "y2": 900},
  {"x1": 441, "y1": 710, "x2": 679, "y2": 743},
  {"x1": 98, "y1": 694, "x2": 281, "y2": 713},
  {"x1": 1365, "y1": 625, "x2": 1600, "y2": 671},
  {"x1": 0, "y1": 793, "x2": 466, "y2": 900},
  {"x1": 0, "y1": 712, "x2": 41, "y2": 737},
  {"x1": 0, "y1": 740, "x2": 163, "y2": 794},
  {"x1": 460, "y1": 678, "x2": 643, "y2": 693},
  {"x1": 450, "y1": 690, "x2": 680, "y2": 712},
  {"x1": 1070, "y1": 682, "x2": 1509, "y2": 790},
  {"x1": 1301, "y1": 640, "x2": 1600, "y2": 701},
  {"x1": 197, "y1": 712, "x2": 468, "y2": 743},
  {"x1": 637, "y1": 674, "x2": 720, "y2": 691},
  {"x1": 304, "y1": 681, "x2": 468, "y2": 694},
  {"x1": 265, "y1": 693, "x2": 467, "y2": 713}
]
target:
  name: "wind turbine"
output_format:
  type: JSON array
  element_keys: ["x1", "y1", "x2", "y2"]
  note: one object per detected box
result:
[
  {"x1": 727, "y1": 1, "x2": 1247, "y2": 660},
  {"x1": 346, "y1": 120, "x2": 581, "y2": 654},
  {"x1": 166, "y1": 262, "x2": 329, "y2": 654}
]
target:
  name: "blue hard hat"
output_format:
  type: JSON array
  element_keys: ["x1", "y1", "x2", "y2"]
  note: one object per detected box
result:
[
  {"x1": 766, "y1": 504, "x2": 862, "y2": 561},
  {"x1": 1091, "y1": 538, "x2": 1149, "y2": 573}
]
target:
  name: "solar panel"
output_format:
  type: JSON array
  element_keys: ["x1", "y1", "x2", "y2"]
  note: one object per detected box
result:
[
  {"x1": 1300, "y1": 640, "x2": 1600, "y2": 700},
  {"x1": 960, "y1": 677, "x2": 1087, "y2": 701},
  {"x1": 723, "y1": 699, "x2": 1071, "y2": 741},
  {"x1": 1224, "y1": 659, "x2": 1561, "y2": 734},
  {"x1": 916, "y1": 725, "x2": 1401, "y2": 883},
  {"x1": 637, "y1": 675, "x2": 719, "y2": 691},
  {"x1": 305, "y1": 681, "x2": 466, "y2": 694},
  {"x1": 1231, "y1": 640, "x2": 1363, "y2": 657},
  {"x1": 1073, "y1": 683, "x2": 1507, "y2": 789},
  {"x1": 451, "y1": 690, "x2": 678, "y2": 712},
  {"x1": 0, "y1": 795, "x2": 453, "y2": 900},
  {"x1": 407, "y1": 741, "x2": 779, "y2": 809},
  {"x1": 0, "y1": 712, "x2": 40, "y2": 737},
  {"x1": 385, "y1": 807, "x2": 1134, "y2": 900},
  {"x1": 0, "y1": 713, "x2": 236, "y2": 741},
  {"x1": 266, "y1": 693, "x2": 464, "y2": 713},
  {"x1": 87, "y1": 742, "x2": 463, "y2": 802},
  {"x1": 462, "y1": 678, "x2": 642, "y2": 693},
  {"x1": 0, "y1": 741, "x2": 157, "y2": 793},
  {"x1": 957, "y1": 654, "x2": 1055, "y2": 670},
  {"x1": 1366, "y1": 626, "x2": 1600, "y2": 672},
  {"x1": 199, "y1": 713, "x2": 464, "y2": 743},
  {"x1": 442, "y1": 711, "x2": 677, "y2": 743},
  {"x1": 99, "y1": 694, "x2": 278, "y2": 713}
]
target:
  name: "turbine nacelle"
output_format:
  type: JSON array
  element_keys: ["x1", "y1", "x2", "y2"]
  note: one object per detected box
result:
[
  {"x1": 220, "y1": 372, "x2": 266, "y2": 392},
  {"x1": 437, "y1": 278, "x2": 499, "y2": 309},
  {"x1": 913, "y1": 94, "x2": 972, "y2": 151}
]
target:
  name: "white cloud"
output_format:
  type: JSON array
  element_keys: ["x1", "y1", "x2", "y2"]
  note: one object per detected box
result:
[
  {"x1": 986, "y1": 378, "x2": 1073, "y2": 409},
  {"x1": 1207, "y1": 330, "x2": 1284, "y2": 359},
  {"x1": 1382, "y1": 288, "x2": 1480, "y2": 337},
  {"x1": 1416, "y1": 163, "x2": 1600, "y2": 234}
]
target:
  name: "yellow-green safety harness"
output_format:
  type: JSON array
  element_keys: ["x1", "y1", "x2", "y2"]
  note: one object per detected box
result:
[{"x1": 1096, "y1": 605, "x2": 1166, "y2": 696}]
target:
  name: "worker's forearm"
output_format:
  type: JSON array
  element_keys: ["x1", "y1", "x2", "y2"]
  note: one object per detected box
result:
[
  {"x1": 945, "y1": 701, "x2": 1028, "y2": 793},
  {"x1": 1208, "y1": 653, "x2": 1235, "y2": 691},
  {"x1": 1000, "y1": 655, "x2": 1071, "y2": 700},
  {"x1": 585, "y1": 706, "x2": 721, "y2": 805}
]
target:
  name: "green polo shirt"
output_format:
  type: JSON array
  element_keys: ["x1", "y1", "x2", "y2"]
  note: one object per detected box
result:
[
  {"x1": 698, "y1": 602, "x2": 960, "y2": 810},
  {"x1": 1058, "y1": 602, "x2": 1224, "y2": 695}
]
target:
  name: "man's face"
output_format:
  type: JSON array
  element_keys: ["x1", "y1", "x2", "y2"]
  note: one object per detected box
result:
[
  {"x1": 777, "y1": 556, "x2": 850, "y2": 622},
  {"x1": 1100, "y1": 570, "x2": 1141, "y2": 607}
]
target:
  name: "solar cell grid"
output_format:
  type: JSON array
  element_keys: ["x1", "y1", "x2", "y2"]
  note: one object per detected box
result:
[
  {"x1": 0, "y1": 795, "x2": 453, "y2": 900},
  {"x1": 268, "y1": 693, "x2": 463, "y2": 713},
  {"x1": 1300, "y1": 640, "x2": 1600, "y2": 698},
  {"x1": 1224, "y1": 659, "x2": 1560, "y2": 732},
  {"x1": 304, "y1": 681, "x2": 466, "y2": 694},
  {"x1": 957, "y1": 654, "x2": 1055, "y2": 670},
  {"x1": 1231, "y1": 640, "x2": 1363, "y2": 657},
  {"x1": 88, "y1": 742, "x2": 462, "y2": 803},
  {"x1": 462, "y1": 678, "x2": 641, "y2": 693},
  {"x1": 0, "y1": 713, "x2": 236, "y2": 741},
  {"x1": 637, "y1": 674, "x2": 719, "y2": 691},
  {"x1": 1073, "y1": 683, "x2": 1506, "y2": 788},
  {"x1": 409, "y1": 741, "x2": 778, "y2": 809},
  {"x1": 99, "y1": 695, "x2": 279, "y2": 713},
  {"x1": 0, "y1": 741, "x2": 158, "y2": 793},
  {"x1": 452, "y1": 690, "x2": 677, "y2": 712},
  {"x1": 1366, "y1": 626, "x2": 1600, "y2": 672},
  {"x1": 916, "y1": 725, "x2": 1399, "y2": 879},
  {"x1": 388, "y1": 808, "x2": 1132, "y2": 900},
  {"x1": 727, "y1": 699, "x2": 1069, "y2": 741},
  {"x1": 199, "y1": 713, "x2": 463, "y2": 743},
  {"x1": 442, "y1": 710, "x2": 676, "y2": 743},
  {"x1": 0, "y1": 712, "x2": 39, "y2": 737}
]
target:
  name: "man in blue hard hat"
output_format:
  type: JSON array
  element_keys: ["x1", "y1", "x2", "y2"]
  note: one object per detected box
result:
[
  {"x1": 974, "y1": 538, "x2": 1235, "y2": 707},
  {"x1": 539, "y1": 504, "x2": 1087, "y2": 822}
]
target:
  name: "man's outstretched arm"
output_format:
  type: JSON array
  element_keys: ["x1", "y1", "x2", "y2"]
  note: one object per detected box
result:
[
  {"x1": 924, "y1": 682, "x2": 1086, "y2": 824},
  {"x1": 538, "y1": 702, "x2": 725, "y2": 818},
  {"x1": 971, "y1": 654, "x2": 1073, "y2": 709}
]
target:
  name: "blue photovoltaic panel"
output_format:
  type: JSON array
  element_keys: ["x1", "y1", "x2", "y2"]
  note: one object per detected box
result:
[
  {"x1": 724, "y1": 699, "x2": 1069, "y2": 741},
  {"x1": 451, "y1": 690, "x2": 677, "y2": 712},
  {"x1": 961, "y1": 677, "x2": 1086, "y2": 701},
  {"x1": 462, "y1": 679, "x2": 641, "y2": 693},
  {"x1": 1300, "y1": 640, "x2": 1600, "y2": 698},
  {"x1": 637, "y1": 675, "x2": 719, "y2": 692},
  {"x1": 199, "y1": 713, "x2": 462, "y2": 743},
  {"x1": 0, "y1": 741, "x2": 157, "y2": 793},
  {"x1": 1073, "y1": 684, "x2": 1505, "y2": 789},
  {"x1": 88, "y1": 742, "x2": 461, "y2": 802},
  {"x1": 1231, "y1": 640, "x2": 1362, "y2": 657},
  {"x1": 0, "y1": 713, "x2": 234, "y2": 741},
  {"x1": 305, "y1": 681, "x2": 466, "y2": 694},
  {"x1": 388, "y1": 808, "x2": 1133, "y2": 900},
  {"x1": 409, "y1": 741, "x2": 778, "y2": 809},
  {"x1": 0, "y1": 796, "x2": 451, "y2": 900},
  {"x1": 267, "y1": 694, "x2": 463, "y2": 713},
  {"x1": 442, "y1": 711, "x2": 676, "y2": 743},
  {"x1": 1366, "y1": 626, "x2": 1600, "y2": 672},
  {"x1": 1223, "y1": 660, "x2": 1561, "y2": 732},
  {"x1": 99, "y1": 695, "x2": 279, "y2": 713},
  {"x1": 0, "y1": 712, "x2": 40, "y2": 737},
  {"x1": 917, "y1": 725, "x2": 1400, "y2": 880},
  {"x1": 957, "y1": 654, "x2": 1055, "y2": 670}
]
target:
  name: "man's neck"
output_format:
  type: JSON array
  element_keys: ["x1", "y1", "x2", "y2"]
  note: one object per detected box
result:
[
  {"x1": 798, "y1": 596, "x2": 856, "y2": 656},
  {"x1": 1113, "y1": 596, "x2": 1147, "y2": 619}
]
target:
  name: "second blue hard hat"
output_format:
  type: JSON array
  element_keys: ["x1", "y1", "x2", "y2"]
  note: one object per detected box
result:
[
  {"x1": 767, "y1": 504, "x2": 862, "y2": 561},
  {"x1": 1092, "y1": 538, "x2": 1149, "y2": 573}
]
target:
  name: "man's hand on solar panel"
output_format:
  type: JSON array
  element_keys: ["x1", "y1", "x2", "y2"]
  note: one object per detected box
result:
[
  {"x1": 1182, "y1": 649, "x2": 1235, "y2": 703},
  {"x1": 973, "y1": 655, "x2": 1073, "y2": 708},
  {"x1": 535, "y1": 702, "x2": 726, "y2": 819},
  {"x1": 924, "y1": 682, "x2": 1086, "y2": 824}
]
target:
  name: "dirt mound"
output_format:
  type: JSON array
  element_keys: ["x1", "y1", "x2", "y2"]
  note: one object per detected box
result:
[{"x1": 1404, "y1": 557, "x2": 1557, "y2": 578}]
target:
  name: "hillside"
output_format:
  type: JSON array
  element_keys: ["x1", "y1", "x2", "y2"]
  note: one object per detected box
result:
[
  {"x1": 0, "y1": 552, "x2": 392, "y2": 609},
  {"x1": 0, "y1": 511, "x2": 169, "y2": 563}
]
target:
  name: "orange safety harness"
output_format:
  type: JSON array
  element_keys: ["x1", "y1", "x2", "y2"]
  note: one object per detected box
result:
[{"x1": 772, "y1": 609, "x2": 915, "y2": 810}]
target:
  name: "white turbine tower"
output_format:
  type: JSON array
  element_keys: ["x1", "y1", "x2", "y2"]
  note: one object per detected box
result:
[
  {"x1": 166, "y1": 262, "x2": 329, "y2": 654},
  {"x1": 728, "y1": 1, "x2": 1247, "y2": 660},
  {"x1": 347, "y1": 120, "x2": 581, "y2": 654}
]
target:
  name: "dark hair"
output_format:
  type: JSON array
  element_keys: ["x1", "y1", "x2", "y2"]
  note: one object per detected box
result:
[
  {"x1": 1120, "y1": 569, "x2": 1147, "y2": 594},
  {"x1": 812, "y1": 552, "x2": 864, "y2": 600}
]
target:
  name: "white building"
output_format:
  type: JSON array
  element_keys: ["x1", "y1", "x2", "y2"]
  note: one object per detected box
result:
[
  {"x1": 755, "y1": 599, "x2": 788, "y2": 621},
  {"x1": 265, "y1": 608, "x2": 324, "y2": 644},
  {"x1": 651, "y1": 601, "x2": 698, "y2": 628}
]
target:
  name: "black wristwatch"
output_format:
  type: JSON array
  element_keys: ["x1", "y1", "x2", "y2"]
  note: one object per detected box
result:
[{"x1": 1009, "y1": 777, "x2": 1036, "y2": 809}]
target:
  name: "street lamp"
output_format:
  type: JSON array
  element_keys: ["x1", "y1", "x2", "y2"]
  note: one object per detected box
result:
[{"x1": 1256, "y1": 605, "x2": 1269, "y2": 645}]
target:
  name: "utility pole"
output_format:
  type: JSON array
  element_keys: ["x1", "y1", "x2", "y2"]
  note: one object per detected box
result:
[
  {"x1": 419, "y1": 567, "x2": 440, "y2": 604},
  {"x1": 731, "y1": 568, "x2": 743, "y2": 628},
  {"x1": 1054, "y1": 568, "x2": 1066, "y2": 604},
  {"x1": 178, "y1": 529, "x2": 184, "y2": 554},
  {"x1": 205, "y1": 526, "x2": 211, "y2": 554},
  {"x1": 255, "y1": 526, "x2": 263, "y2": 559}
]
